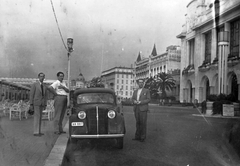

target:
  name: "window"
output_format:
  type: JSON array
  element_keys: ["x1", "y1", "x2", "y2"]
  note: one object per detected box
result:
[
  {"x1": 230, "y1": 19, "x2": 240, "y2": 57},
  {"x1": 125, "y1": 91, "x2": 128, "y2": 96},
  {"x1": 122, "y1": 80, "x2": 124, "y2": 84},
  {"x1": 77, "y1": 93, "x2": 114, "y2": 104},
  {"x1": 189, "y1": 39, "x2": 195, "y2": 65},
  {"x1": 122, "y1": 74, "x2": 124, "y2": 78},
  {"x1": 126, "y1": 86, "x2": 128, "y2": 90},
  {"x1": 117, "y1": 85, "x2": 119, "y2": 89},
  {"x1": 117, "y1": 74, "x2": 119, "y2": 78},
  {"x1": 126, "y1": 80, "x2": 128, "y2": 84},
  {"x1": 126, "y1": 75, "x2": 128, "y2": 78},
  {"x1": 205, "y1": 31, "x2": 212, "y2": 63}
]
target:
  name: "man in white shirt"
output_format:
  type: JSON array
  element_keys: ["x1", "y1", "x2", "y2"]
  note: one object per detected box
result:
[
  {"x1": 132, "y1": 79, "x2": 151, "y2": 142},
  {"x1": 48, "y1": 71, "x2": 69, "y2": 135}
]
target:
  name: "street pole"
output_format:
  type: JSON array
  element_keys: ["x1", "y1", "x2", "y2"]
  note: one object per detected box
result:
[
  {"x1": 67, "y1": 38, "x2": 73, "y2": 107},
  {"x1": 67, "y1": 52, "x2": 71, "y2": 107}
]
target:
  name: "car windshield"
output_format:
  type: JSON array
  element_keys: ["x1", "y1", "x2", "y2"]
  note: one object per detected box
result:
[{"x1": 77, "y1": 93, "x2": 115, "y2": 104}]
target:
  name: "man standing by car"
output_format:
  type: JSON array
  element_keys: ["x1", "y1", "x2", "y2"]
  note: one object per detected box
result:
[
  {"x1": 30, "y1": 72, "x2": 48, "y2": 136},
  {"x1": 48, "y1": 71, "x2": 69, "y2": 135},
  {"x1": 132, "y1": 79, "x2": 151, "y2": 142}
]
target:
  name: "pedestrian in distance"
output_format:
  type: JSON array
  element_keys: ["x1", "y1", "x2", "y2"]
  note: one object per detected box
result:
[
  {"x1": 131, "y1": 79, "x2": 151, "y2": 142},
  {"x1": 48, "y1": 71, "x2": 69, "y2": 135},
  {"x1": 29, "y1": 72, "x2": 48, "y2": 137}
]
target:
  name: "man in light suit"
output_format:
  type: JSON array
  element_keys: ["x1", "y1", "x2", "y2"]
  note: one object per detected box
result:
[
  {"x1": 48, "y1": 71, "x2": 69, "y2": 135},
  {"x1": 132, "y1": 79, "x2": 151, "y2": 142},
  {"x1": 29, "y1": 72, "x2": 48, "y2": 136}
]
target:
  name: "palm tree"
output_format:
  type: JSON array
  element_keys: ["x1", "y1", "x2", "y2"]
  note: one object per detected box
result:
[
  {"x1": 154, "y1": 72, "x2": 176, "y2": 99},
  {"x1": 144, "y1": 77, "x2": 159, "y2": 99}
]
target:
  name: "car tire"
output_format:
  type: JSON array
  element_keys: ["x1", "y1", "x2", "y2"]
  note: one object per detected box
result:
[
  {"x1": 70, "y1": 137, "x2": 78, "y2": 144},
  {"x1": 116, "y1": 137, "x2": 123, "y2": 149}
]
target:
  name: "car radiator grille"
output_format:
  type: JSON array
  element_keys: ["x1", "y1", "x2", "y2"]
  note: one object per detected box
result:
[{"x1": 86, "y1": 107, "x2": 108, "y2": 134}]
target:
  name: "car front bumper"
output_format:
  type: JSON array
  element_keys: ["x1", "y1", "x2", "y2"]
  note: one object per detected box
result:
[{"x1": 70, "y1": 134, "x2": 124, "y2": 139}]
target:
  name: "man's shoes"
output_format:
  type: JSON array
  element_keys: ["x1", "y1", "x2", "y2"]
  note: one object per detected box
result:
[
  {"x1": 54, "y1": 131, "x2": 61, "y2": 135},
  {"x1": 54, "y1": 131, "x2": 66, "y2": 135},
  {"x1": 132, "y1": 138, "x2": 140, "y2": 141},
  {"x1": 33, "y1": 133, "x2": 42, "y2": 137},
  {"x1": 140, "y1": 139, "x2": 145, "y2": 142}
]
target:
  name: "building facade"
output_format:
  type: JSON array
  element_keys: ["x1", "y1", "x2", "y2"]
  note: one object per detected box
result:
[
  {"x1": 149, "y1": 45, "x2": 181, "y2": 77},
  {"x1": 71, "y1": 73, "x2": 86, "y2": 90},
  {"x1": 101, "y1": 67, "x2": 134, "y2": 99},
  {"x1": 177, "y1": 0, "x2": 240, "y2": 103},
  {"x1": 134, "y1": 45, "x2": 181, "y2": 100},
  {"x1": 0, "y1": 77, "x2": 62, "y2": 101}
]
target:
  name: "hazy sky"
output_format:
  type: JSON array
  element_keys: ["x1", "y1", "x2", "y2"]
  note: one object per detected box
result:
[{"x1": 0, "y1": 0, "x2": 190, "y2": 80}]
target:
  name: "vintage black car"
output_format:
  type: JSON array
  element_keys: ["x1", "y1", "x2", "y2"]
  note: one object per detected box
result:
[{"x1": 69, "y1": 88, "x2": 126, "y2": 149}]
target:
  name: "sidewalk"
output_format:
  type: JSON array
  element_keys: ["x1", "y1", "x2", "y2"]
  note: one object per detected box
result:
[{"x1": 0, "y1": 114, "x2": 68, "y2": 166}]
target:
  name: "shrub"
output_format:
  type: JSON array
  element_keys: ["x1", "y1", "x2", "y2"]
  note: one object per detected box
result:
[
  {"x1": 217, "y1": 93, "x2": 227, "y2": 101},
  {"x1": 167, "y1": 96, "x2": 176, "y2": 101},
  {"x1": 213, "y1": 100, "x2": 232, "y2": 115},
  {"x1": 207, "y1": 94, "x2": 218, "y2": 101},
  {"x1": 226, "y1": 94, "x2": 238, "y2": 102}
]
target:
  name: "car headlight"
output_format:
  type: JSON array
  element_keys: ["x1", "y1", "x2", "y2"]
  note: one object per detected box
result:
[
  {"x1": 78, "y1": 111, "x2": 86, "y2": 119},
  {"x1": 108, "y1": 110, "x2": 116, "y2": 119}
]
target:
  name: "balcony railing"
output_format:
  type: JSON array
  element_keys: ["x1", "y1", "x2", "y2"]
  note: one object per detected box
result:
[
  {"x1": 182, "y1": 64, "x2": 195, "y2": 76},
  {"x1": 198, "y1": 55, "x2": 240, "y2": 72}
]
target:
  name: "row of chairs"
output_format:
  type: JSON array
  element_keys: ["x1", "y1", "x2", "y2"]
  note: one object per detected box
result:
[
  {"x1": 0, "y1": 100, "x2": 55, "y2": 121},
  {"x1": 9, "y1": 100, "x2": 29, "y2": 120},
  {"x1": 42, "y1": 100, "x2": 55, "y2": 121},
  {"x1": 0, "y1": 100, "x2": 29, "y2": 120}
]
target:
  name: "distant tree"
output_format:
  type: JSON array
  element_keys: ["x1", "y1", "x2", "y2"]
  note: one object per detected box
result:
[{"x1": 89, "y1": 77, "x2": 104, "y2": 88}]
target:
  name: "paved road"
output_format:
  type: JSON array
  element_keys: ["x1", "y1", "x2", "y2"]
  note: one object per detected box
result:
[{"x1": 62, "y1": 105, "x2": 240, "y2": 166}]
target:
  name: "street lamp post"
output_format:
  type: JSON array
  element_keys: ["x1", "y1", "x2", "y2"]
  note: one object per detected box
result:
[{"x1": 67, "y1": 38, "x2": 73, "y2": 107}]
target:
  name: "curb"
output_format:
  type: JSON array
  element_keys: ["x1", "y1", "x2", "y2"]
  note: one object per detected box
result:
[
  {"x1": 44, "y1": 120, "x2": 69, "y2": 166},
  {"x1": 192, "y1": 114, "x2": 240, "y2": 119},
  {"x1": 149, "y1": 103, "x2": 195, "y2": 109}
]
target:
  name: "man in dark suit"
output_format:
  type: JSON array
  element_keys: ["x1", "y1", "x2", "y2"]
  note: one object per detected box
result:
[
  {"x1": 29, "y1": 72, "x2": 48, "y2": 136},
  {"x1": 132, "y1": 79, "x2": 151, "y2": 142}
]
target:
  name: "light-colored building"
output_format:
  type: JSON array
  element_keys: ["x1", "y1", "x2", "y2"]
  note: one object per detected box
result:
[
  {"x1": 101, "y1": 67, "x2": 134, "y2": 99},
  {"x1": 149, "y1": 45, "x2": 181, "y2": 77},
  {"x1": 177, "y1": 0, "x2": 240, "y2": 103},
  {"x1": 134, "y1": 52, "x2": 150, "y2": 81},
  {"x1": 134, "y1": 45, "x2": 181, "y2": 100},
  {"x1": 71, "y1": 73, "x2": 86, "y2": 90}
]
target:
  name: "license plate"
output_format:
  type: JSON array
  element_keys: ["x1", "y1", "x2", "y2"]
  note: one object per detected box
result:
[{"x1": 71, "y1": 122, "x2": 84, "y2": 126}]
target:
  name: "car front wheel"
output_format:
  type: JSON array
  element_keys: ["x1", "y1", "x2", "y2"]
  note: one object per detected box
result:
[
  {"x1": 69, "y1": 137, "x2": 78, "y2": 144},
  {"x1": 116, "y1": 137, "x2": 123, "y2": 149}
]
